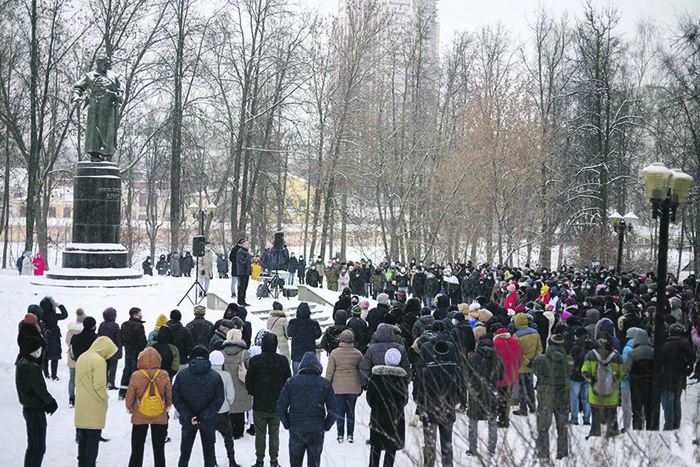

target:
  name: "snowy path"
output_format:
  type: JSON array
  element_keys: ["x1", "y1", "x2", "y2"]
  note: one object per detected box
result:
[{"x1": 0, "y1": 274, "x2": 699, "y2": 466}]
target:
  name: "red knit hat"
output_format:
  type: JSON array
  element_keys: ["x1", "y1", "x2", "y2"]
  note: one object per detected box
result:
[{"x1": 24, "y1": 313, "x2": 38, "y2": 324}]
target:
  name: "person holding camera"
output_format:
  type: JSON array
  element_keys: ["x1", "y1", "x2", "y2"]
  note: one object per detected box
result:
[{"x1": 198, "y1": 242, "x2": 215, "y2": 298}]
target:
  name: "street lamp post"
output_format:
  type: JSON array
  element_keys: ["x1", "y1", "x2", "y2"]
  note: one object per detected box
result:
[
  {"x1": 642, "y1": 162, "x2": 693, "y2": 430},
  {"x1": 188, "y1": 202, "x2": 217, "y2": 236},
  {"x1": 608, "y1": 211, "x2": 638, "y2": 273}
]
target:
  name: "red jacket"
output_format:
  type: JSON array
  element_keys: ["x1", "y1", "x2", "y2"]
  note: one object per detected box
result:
[
  {"x1": 493, "y1": 331, "x2": 523, "y2": 387},
  {"x1": 33, "y1": 256, "x2": 45, "y2": 276}
]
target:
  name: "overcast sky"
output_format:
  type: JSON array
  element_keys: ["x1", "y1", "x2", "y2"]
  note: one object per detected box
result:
[{"x1": 301, "y1": 0, "x2": 700, "y2": 47}]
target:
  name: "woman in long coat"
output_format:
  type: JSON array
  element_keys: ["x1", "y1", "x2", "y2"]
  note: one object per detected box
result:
[
  {"x1": 266, "y1": 305, "x2": 290, "y2": 360},
  {"x1": 40, "y1": 296, "x2": 68, "y2": 380},
  {"x1": 366, "y1": 348, "x2": 409, "y2": 467},
  {"x1": 222, "y1": 329, "x2": 252, "y2": 439}
]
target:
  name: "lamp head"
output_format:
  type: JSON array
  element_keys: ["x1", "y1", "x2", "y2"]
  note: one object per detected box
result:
[
  {"x1": 669, "y1": 169, "x2": 693, "y2": 205},
  {"x1": 206, "y1": 203, "x2": 217, "y2": 215},
  {"x1": 608, "y1": 211, "x2": 622, "y2": 227},
  {"x1": 187, "y1": 203, "x2": 199, "y2": 215},
  {"x1": 642, "y1": 163, "x2": 673, "y2": 201}
]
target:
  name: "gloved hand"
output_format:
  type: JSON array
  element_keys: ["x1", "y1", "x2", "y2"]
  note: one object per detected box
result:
[{"x1": 46, "y1": 399, "x2": 58, "y2": 415}]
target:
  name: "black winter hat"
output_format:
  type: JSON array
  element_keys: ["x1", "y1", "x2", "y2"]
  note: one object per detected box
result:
[
  {"x1": 453, "y1": 313, "x2": 465, "y2": 322},
  {"x1": 21, "y1": 335, "x2": 43, "y2": 355},
  {"x1": 170, "y1": 309, "x2": 182, "y2": 321},
  {"x1": 434, "y1": 340, "x2": 449, "y2": 359},
  {"x1": 82, "y1": 316, "x2": 96, "y2": 331},
  {"x1": 190, "y1": 345, "x2": 209, "y2": 360},
  {"x1": 272, "y1": 301, "x2": 283, "y2": 311}
]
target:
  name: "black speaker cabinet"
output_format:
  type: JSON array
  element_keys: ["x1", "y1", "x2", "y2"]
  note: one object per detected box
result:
[{"x1": 192, "y1": 236, "x2": 206, "y2": 257}]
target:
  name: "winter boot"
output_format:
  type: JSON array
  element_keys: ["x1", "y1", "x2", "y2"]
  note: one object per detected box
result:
[
  {"x1": 69, "y1": 397, "x2": 75, "y2": 408},
  {"x1": 246, "y1": 425, "x2": 255, "y2": 436}
]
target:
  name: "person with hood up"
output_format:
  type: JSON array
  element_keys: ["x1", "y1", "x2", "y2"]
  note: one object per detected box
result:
[
  {"x1": 222, "y1": 329, "x2": 252, "y2": 439},
  {"x1": 125, "y1": 347, "x2": 173, "y2": 467},
  {"x1": 584, "y1": 309, "x2": 601, "y2": 341},
  {"x1": 512, "y1": 312, "x2": 542, "y2": 416},
  {"x1": 277, "y1": 351, "x2": 336, "y2": 467},
  {"x1": 231, "y1": 305, "x2": 253, "y2": 349},
  {"x1": 595, "y1": 317, "x2": 621, "y2": 352},
  {"x1": 66, "y1": 309, "x2": 85, "y2": 407},
  {"x1": 325, "y1": 330, "x2": 362, "y2": 444},
  {"x1": 493, "y1": 327, "x2": 523, "y2": 428},
  {"x1": 346, "y1": 305, "x2": 369, "y2": 354},
  {"x1": 622, "y1": 328, "x2": 654, "y2": 431},
  {"x1": 366, "y1": 293, "x2": 391, "y2": 338},
  {"x1": 167, "y1": 309, "x2": 194, "y2": 368},
  {"x1": 366, "y1": 347, "x2": 409, "y2": 467},
  {"x1": 208, "y1": 350, "x2": 239, "y2": 467},
  {"x1": 416, "y1": 340, "x2": 463, "y2": 466},
  {"x1": 70, "y1": 317, "x2": 98, "y2": 366},
  {"x1": 569, "y1": 327, "x2": 592, "y2": 426},
  {"x1": 361, "y1": 323, "x2": 411, "y2": 387},
  {"x1": 619, "y1": 327, "x2": 638, "y2": 433},
  {"x1": 533, "y1": 307, "x2": 551, "y2": 352},
  {"x1": 246, "y1": 333, "x2": 291, "y2": 467},
  {"x1": 660, "y1": 323, "x2": 696, "y2": 430},
  {"x1": 98, "y1": 307, "x2": 122, "y2": 390},
  {"x1": 119, "y1": 307, "x2": 146, "y2": 400},
  {"x1": 75, "y1": 336, "x2": 118, "y2": 467},
  {"x1": 21, "y1": 251, "x2": 35, "y2": 276},
  {"x1": 186, "y1": 305, "x2": 214, "y2": 348},
  {"x1": 581, "y1": 335, "x2": 623, "y2": 438},
  {"x1": 148, "y1": 325, "x2": 180, "y2": 379},
  {"x1": 532, "y1": 334, "x2": 574, "y2": 461},
  {"x1": 412, "y1": 306, "x2": 435, "y2": 341},
  {"x1": 16, "y1": 334, "x2": 58, "y2": 467},
  {"x1": 267, "y1": 301, "x2": 290, "y2": 360},
  {"x1": 504, "y1": 283, "x2": 518, "y2": 310},
  {"x1": 172, "y1": 345, "x2": 225, "y2": 467},
  {"x1": 319, "y1": 310, "x2": 349, "y2": 356},
  {"x1": 432, "y1": 295, "x2": 450, "y2": 321},
  {"x1": 39, "y1": 296, "x2": 68, "y2": 381},
  {"x1": 32, "y1": 252, "x2": 45, "y2": 276},
  {"x1": 287, "y1": 302, "x2": 322, "y2": 375}
]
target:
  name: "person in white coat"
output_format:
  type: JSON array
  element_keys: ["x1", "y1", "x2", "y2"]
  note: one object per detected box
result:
[
  {"x1": 198, "y1": 243, "x2": 215, "y2": 296},
  {"x1": 209, "y1": 350, "x2": 240, "y2": 467}
]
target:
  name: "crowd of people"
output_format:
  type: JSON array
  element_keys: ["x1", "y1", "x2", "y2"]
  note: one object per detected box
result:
[{"x1": 14, "y1": 261, "x2": 700, "y2": 467}]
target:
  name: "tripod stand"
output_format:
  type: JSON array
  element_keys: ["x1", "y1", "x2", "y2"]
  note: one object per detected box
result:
[{"x1": 178, "y1": 256, "x2": 207, "y2": 306}]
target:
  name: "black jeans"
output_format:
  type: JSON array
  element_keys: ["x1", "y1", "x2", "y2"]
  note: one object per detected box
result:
[
  {"x1": 230, "y1": 412, "x2": 246, "y2": 439},
  {"x1": 129, "y1": 424, "x2": 167, "y2": 467},
  {"x1": 369, "y1": 446, "x2": 396, "y2": 467},
  {"x1": 23, "y1": 409, "x2": 46, "y2": 467},
  {"x1": 179, "y1": 423, "x2": 216, "y2": 467},
  {"x1": 237, "y1": 275, "x2": 250, "y2": 305},
  {"x1": 42, "y1": 360, "x2": 58, "y2": 379},
  {"x1": 77, "y1": 428, "x2": 101, "y2": 467},
  {"x1": 119, "y1": 350, "x2": 139, "y2": 397}
]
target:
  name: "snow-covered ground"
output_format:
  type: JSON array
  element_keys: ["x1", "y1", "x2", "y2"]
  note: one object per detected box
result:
[{"x1": 1, "y1": 272, "x2": 700, "y2": 466}]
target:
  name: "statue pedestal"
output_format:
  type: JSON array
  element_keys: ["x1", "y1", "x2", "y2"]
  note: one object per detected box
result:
[{"x1": 45, "y1": 161, "x2": 143, "y2": 283}]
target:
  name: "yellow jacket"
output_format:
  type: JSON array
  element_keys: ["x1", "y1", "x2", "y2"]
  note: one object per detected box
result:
[
  {"x1": 75, "y1": 336, "x2": 118, "y2": 429},
  {"x1": 251, "y1": 262, "x2": 262, "y2": 281}
]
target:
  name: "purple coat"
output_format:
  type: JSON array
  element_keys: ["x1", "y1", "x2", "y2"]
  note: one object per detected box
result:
[{"x1": 98, "y1": 307, "x2": 122, "y2": 360}]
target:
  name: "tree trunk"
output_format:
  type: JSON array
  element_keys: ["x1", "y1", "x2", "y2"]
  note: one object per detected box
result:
[
  {"x1": 25, "y1": 0, "x2": 39, "y2": 253},
  {"x1": 170, "y1": 0, "x2": 185, "y2": 253}
]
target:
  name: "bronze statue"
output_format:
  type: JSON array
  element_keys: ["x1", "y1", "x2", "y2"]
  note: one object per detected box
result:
[{"x1": 72, "y1": 56, "x2": 123, "y2": 162}]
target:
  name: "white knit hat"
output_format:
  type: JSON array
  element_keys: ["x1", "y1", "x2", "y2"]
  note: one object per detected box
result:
[{"x1": 384, "y1": 348, "x2": 401, "y2": 367}]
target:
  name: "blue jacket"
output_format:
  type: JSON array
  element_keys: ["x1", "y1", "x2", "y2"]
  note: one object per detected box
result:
[
  {"x1": 172, "y1": 357, "x2": 224, "y2": 426},
  {"x1": 277, "y1": 352, "x2": 336, "y2": 433},
  {"x1": 236, "y1": 247, "x2": 252, "y2": 276},
  {"x1": 287, "y1": 303, "x2": 322, "y2": 362}
]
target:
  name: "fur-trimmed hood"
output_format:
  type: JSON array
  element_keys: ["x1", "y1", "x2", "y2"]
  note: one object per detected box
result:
[
  {"x1": 270, "y1": 309, "x2": 286, "y2": 318},
  {"x1": 371, "y1": 365, "x2": 407, "y2": 377}
]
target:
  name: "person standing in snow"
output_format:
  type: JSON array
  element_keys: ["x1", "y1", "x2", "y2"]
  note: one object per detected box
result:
[
  {"x1": 532, "y1": 334, "x2": 574, "y2": 461},
  {"x1": 325, "y1": 329, "x2": 362, "y2": 444},
  {"x1": 66, "y1": 308, "x2": 86, "y2": 408},
  {"x1": 208, "y1": 350, "x2": 239, "y2": 467},
  {"x1": 186, "y1": 305, "x2": 215, "y2": 348},
  {"x1": 287, "y1": 302, "x2": 322, "y2": 376},
  {"x1": 172, "y1": 345, "x2": 225, "y2": 467},
  {"x1": 119, "y1": 307, "x2": 146, "y2": 400},
  {"x1": 75, "y1": 336, "x2": 118, "y2": 467},
  {"x1": 277, "y1": 352, "x2": 336, "y2": 467},
  {"x1": 246, "y1": 333, "x2": 291, "y2": 467},
  {"x1": 236, "y1": 239, "x2": 253, "y2": 306},
  {"x1": 16, "y1": 335, "x2": 58, "y2": 467},
  {"x1": 125, "y1": 347, "x2": 173, "y2": 467},
  {"x1": 40, "y1": 296, "x2": 68, "y2": 381},
  {"x1": 97, "y1": 307, "x2": 122, "y2": 390}
]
